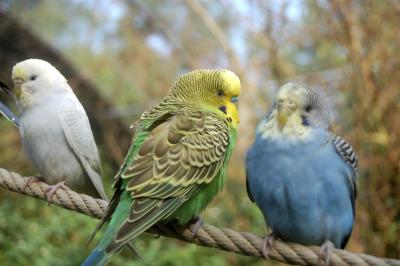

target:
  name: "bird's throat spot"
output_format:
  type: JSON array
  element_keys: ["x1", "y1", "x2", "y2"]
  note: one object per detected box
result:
[
  {"x1": 219, "y1": 105, "x2": 227, "y2": 114},
  {"x1": 278, "y1": 113, "x2": 288, "y2": 128}
]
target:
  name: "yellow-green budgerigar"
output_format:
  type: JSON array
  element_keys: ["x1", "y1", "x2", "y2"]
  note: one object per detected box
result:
[{"x1": 82, "y1": 69, "x2": 241, "y2": 265}]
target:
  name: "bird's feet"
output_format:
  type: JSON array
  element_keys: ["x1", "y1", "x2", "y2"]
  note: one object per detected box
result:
[
  {"x1": 190, "y1": 216, "x2": 203, "y2": 239},
  {"x1": 45, "y1": 180, "x2": 68, "y2": 204},
  {"x1": 22, "y1": 176, "x2": 42, "y2": 192},
  {"x1": 261, "y1": 233, "x2": 277, "y2": 259},
  {"x1": 318, "y1": 241, "x2": 334, "y2": 266}
]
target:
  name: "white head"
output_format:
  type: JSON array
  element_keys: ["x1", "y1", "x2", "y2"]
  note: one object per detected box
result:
[
  {"x1": 12, "y1": 59, "x2": 68, "y2": 110},
  {"x1": 258, "y1": 82, "x2": 330, "y2": 139}
]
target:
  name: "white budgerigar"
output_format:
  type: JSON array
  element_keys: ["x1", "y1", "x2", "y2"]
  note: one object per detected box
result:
[{"x1": 12, "y1": 58, "x2": 108, "y2": 201}]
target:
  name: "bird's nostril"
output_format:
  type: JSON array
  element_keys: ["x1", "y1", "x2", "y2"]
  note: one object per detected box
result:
[{"x1": 14, "y1": 78, "x2": 24, "y2": 85}]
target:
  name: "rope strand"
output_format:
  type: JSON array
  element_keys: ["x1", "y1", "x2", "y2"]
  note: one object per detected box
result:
[{"x1": 0, "y1": 167, "x2": 398, "y2": 266}]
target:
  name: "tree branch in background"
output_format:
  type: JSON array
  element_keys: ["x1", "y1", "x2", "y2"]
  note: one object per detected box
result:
[
  {"x1": 184, "y1": 0, "x2": 261, "y2": 156},
  {"x1": 125, "y1": 0, "x2": 194, "y2": 68}
]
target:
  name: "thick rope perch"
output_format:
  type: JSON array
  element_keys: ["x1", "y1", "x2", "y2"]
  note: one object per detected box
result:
[{"x1": 0, "y1": 167, "x2": 398, "y2": 266}]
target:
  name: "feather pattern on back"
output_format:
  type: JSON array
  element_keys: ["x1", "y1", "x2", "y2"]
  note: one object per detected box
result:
[
  {"x1": 87, "y1": 69, "x2": 240, "y2": 263},
  {"x1": 104, "y1": 109, "x2": 231, "y2": 252}
]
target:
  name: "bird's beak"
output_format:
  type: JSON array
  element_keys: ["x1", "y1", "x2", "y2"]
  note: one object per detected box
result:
[
  {"x1": 13, "y1": 78, "x2": 24, "y2": 98},
  {"x1": 277, "y1": 112, "x2": 288, "y2": 128},
  {"x1": 277, "y1": 101, "x2": 294, "y2": 128},
  {"x1": 14, "y1": 87, "x2": 21, "y2": 98}
]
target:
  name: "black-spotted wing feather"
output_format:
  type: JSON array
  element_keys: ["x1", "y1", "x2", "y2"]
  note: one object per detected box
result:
[
  {"x1": 107, "y1": 111, "x2": 230, "y2": 252},
  {"x1": 330, "y1": 133, "x2": 358, "y2": 214}
]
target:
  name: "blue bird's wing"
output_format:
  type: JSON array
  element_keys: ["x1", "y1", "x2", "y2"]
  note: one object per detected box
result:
[
  {"x1": 330, "y1": 133, "x2": 358, "y2": 199},
  {"x1": 246, "y1": 161, "x2": 255, "y2": 202},
  {"x1": 330, "y1": 133, "x2": 358, "y2": 248},
  {"x1": 245, "y1": 146, "x2": 255, "y2": 203},
  {"x1": 330, "y1": 133, "x2": 358, "y2": 175},
  {"x1": 246, "y1": 177, "x2": 255, "y2": 202}
]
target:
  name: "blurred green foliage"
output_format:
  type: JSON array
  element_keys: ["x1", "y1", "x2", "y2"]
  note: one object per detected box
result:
[{"x1": 0, "y1": 0, "x2": 398, "y2": 265}]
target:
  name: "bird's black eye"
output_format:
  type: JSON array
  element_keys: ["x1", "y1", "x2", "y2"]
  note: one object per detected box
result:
[
  {"x1": 217, "y1": 90, "x2": 224, "y2": 97},
  {"x1": 305, "y1": 105, "x2": 312, "y2": 112},
  {"x1": 30, "y1": 75, "x2": 37, "y2": 81}
]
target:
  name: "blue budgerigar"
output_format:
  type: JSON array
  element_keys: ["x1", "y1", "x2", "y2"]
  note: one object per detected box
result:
[{"x1": 246, "y1": 83, "x2": 358, "y2": 264}]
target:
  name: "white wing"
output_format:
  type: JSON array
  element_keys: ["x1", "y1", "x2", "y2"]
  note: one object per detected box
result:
[{"x1": 59, "y1": 94, "x2": 108, "y2": 200}]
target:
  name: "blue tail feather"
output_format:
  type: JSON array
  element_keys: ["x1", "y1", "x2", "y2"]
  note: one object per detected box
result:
[{"x1": 81, "y1": 249, "x2": 109, "y2": 266}]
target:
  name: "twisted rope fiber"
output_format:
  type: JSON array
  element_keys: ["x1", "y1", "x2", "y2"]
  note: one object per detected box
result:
[{"x1": 0, "y1": 168, "x2": 398, "y2": 266}]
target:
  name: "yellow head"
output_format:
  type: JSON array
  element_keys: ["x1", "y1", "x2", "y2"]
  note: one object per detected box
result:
[{"x1": 171, "y1": 69, "x2": 241, "y2": 127}]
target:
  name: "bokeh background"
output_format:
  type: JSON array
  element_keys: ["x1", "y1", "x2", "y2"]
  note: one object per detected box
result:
[{"x1": 0, "y1": 1, "x2": 399, "y2": 265}]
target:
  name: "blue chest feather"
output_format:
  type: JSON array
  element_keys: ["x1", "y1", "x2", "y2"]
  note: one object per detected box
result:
[{"x1": 246, "y1": 128, "x2": 354, "y2": 248}]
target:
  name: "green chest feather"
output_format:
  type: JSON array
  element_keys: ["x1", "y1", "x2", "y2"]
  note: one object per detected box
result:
[{"x1": 169, "y1": 128, "x2": 237, "y2": 224}]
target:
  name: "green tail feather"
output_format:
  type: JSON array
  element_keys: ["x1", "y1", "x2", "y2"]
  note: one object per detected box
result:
[{"x1": 82, "y1": 194, "x2": 131, "y2": 265}]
